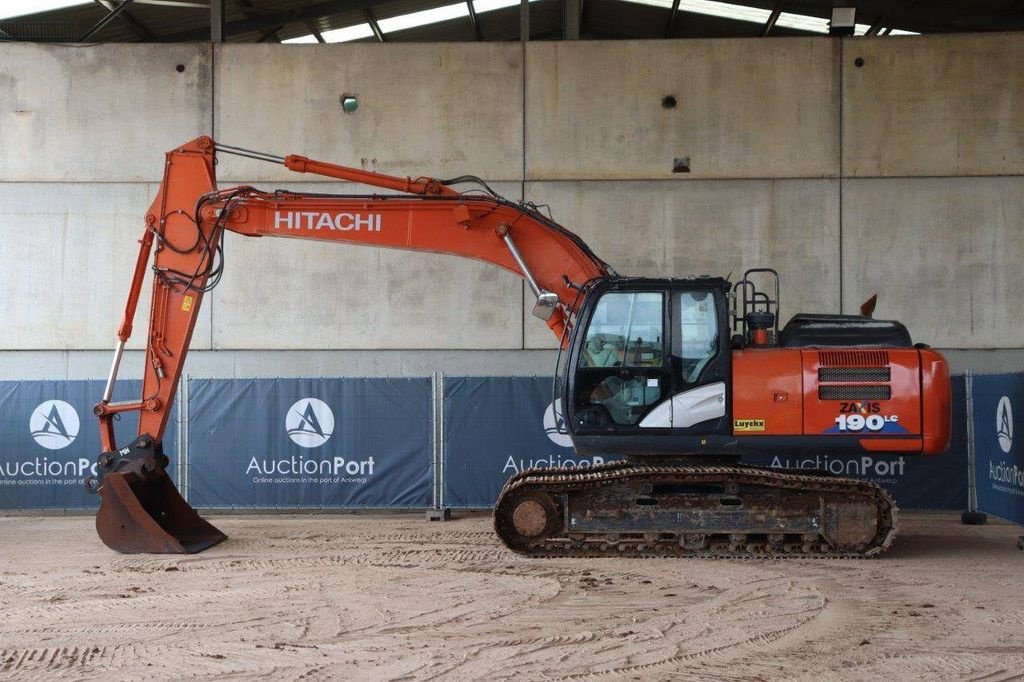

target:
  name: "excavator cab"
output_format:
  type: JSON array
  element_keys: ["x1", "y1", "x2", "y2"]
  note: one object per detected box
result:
[{"x1": 561, "y1": 277, "x2": 734, "y2": 459}]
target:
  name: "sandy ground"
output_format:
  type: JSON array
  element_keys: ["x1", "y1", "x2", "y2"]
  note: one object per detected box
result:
[{"x1": 0, "y1": 512, "x2": 1022, "y2": 681}]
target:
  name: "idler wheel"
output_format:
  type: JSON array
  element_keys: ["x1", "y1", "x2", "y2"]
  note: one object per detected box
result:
[
  {"x1": 495, "y1": 491, "x2": 561, "y2": 551},
  {"x1": 512, "y1": 498, "x2": 550, "y2": 538}
]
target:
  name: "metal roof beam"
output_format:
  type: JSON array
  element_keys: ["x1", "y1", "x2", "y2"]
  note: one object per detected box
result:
[
  {"x1": 306, "y1": 20, "x2": 326, "y2": 42},
  {"x1": 91, "y1": 0, "x2": 154, "y2": 40},
  {"x1": 466, "y1": 0, "x2": 482, "y2": 40},
  {"x1": 762, "y1": 2, "x2": 781, "y2": 36},
  {"x1": 365, "y1": 8, "x2": 385, "y2": 41},
  {"x1": 257, "y1": 25, "x2": 285, "y2": 41},
  {"x1": 210, "y1": 0, "x2": 222, "y2": 41},
  {"x1": 80, "y1": 0, "x2": 136, "y2": 41},
  {"x1": 160, "y1": 0, "x2": 383, "y2": 41},
  {"x1": 563, "y1": 0, "x2": 581, "y2": 39},
  {"x1": 663, "y1": 0, "x2": 679, "y2": 37},
  {"x1": 236, "y1": 0, "x2": 282, "y2": 42},
  {"x1": 133, "y1": 0, "x2": 208, "y2": 6}
]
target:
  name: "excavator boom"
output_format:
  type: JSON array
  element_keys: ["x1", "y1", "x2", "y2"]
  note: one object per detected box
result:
[{"x1": 90, "y1": 136, "x2": 610, "y2": 553}]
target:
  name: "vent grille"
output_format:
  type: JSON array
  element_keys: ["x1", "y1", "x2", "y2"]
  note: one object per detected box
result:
[
  {"x1": 819, "y1": 385, "x2": 892, "y2": 401},
  {"x1": 819, "y1": 367, "x2": 891, "y2": 383},
  {"x1": 817, "y1": 350, "x2": 890, "y2": 367}
]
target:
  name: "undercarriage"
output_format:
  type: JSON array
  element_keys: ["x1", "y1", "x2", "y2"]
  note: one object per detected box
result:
[{"x1": 493, "y1": 460, "x2": 897, "y2": 558}]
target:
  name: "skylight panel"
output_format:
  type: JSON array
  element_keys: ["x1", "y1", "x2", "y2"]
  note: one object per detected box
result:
[
  {"x1": 775, "y1": 11, "x2": 828, "y2": 34},
  {"x1": 0, "y1": 1, "x2": 91, "y2": 20},
  {"x1": 684, "y1": 0, "x2": 770, "y2": 23},
  {"x1": 283, "y1": 23, "x2": 375, "y2": 43},
  {"x1": 623, "y1": 0, "x2": 770, "y2": 23},
  {"x1": 377, "y1": 2, "x2": 469, "y2": 33},
  {"x1": 473, "y1": 0, "x2": 541, "y2": 14},
  {"x1": 282, "y1": 34, "x2": 320, "y2": 44}
]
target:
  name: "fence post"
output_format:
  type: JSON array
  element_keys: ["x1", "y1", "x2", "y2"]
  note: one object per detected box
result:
[
  {"x1": 427, "y1": 371, "x2": 450, "y2": 521},
  {"x1": 180, "y1": 373, "x2": 190, "y2": 502},
  {"x1": 962, "y1": 371, "x2": 987, "y2": 525}
]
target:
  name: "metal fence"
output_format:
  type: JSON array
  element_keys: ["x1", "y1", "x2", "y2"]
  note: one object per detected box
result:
[{"x1": 0, "y1": 373, "x2": 1012, "y2": 520}]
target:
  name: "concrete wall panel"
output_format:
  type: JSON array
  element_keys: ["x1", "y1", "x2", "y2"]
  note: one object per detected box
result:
[
  {"x1": 525, "y1": 39, "x2": 840, "y2": 180},
  {"x1": 0, "y1": 44, "x2": 211, "y2": 182},
  {"x1": 522, "y1": 179, "x2": 840, "y2": 348},
  {"x1": 842, "y1": 177, "x2": 1024, "y2": 348},
  {"x1": 843, "y1": 34, "x2": 1024, "y2": 177},
  {"x1": 0, "y1": 183, "x2": 213, "y2": 350},
  {"x1": 209, "y1": 182, "x2": 525, "y2": 350},
  {"x1": 213, "y1": 44, "x2": 523, "y2": 183}
]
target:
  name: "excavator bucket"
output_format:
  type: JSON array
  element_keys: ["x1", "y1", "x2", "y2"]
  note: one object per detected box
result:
[
  {"x1": 96, "y1": 471, "x2": 226, "y2": 554},
  {"x1": 90, "y1": 435, "x2": 226, "y2": 554}
]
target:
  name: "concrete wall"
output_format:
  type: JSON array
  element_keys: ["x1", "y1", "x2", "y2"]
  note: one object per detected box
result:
[{"x1": 1, "y1": 34, "x2": 1022, "y2": 380}]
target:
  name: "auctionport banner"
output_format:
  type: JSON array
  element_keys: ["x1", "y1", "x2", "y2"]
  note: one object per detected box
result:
[
  {"x1": 0, "y1": 380, "x2": 178, "y2": 510},
  {"x1": 443, "y1": 377, "x2": 618, "y2": 508},
  {"x1": 441, "y1": 376, "x2": 967, "y2": 510},
  {"x1": 971, "y1": 373, "x2": 1024, "y2": 525},
  {"x1": 187, "y1": 378, "x2": 432, "y2": 509}
]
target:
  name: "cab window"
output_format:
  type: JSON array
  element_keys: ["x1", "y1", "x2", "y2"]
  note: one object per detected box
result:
[
  {"x1": 581, "y1": 292, "x2": 663, "y2": 368},
  {"x1": 673, "y1": 290, "x2": 718, "y2": 383}
]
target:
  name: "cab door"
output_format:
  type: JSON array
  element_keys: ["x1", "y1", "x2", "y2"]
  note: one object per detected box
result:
[
  {"x1": 571, "y1": 288, "x2": 671, "y2": 432},
  {"x1": 658, "y1": 286, "x2": 731, "y2": 434}
]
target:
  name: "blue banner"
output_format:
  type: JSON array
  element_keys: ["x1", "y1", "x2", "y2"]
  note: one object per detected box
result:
[
  {"x1": 971, "y1": 373, "x2": 1024, "y2": 525},
  {"x1": 442, "y1": 376, "x2": 967, "y2": 510},
  {"x1": 443, "y1": 377, "x2": 617, "y2": 508},
  {"x1": 187, "y1": 378, "x2": 432, "y2": 509},
  {"x1": 0, "y1": 380, "x2": 178, "y2": 510}
]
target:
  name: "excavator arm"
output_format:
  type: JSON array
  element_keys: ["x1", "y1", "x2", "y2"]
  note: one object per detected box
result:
[{"x1": 89, "y1": 136, "x2": 611, "y2": 553}]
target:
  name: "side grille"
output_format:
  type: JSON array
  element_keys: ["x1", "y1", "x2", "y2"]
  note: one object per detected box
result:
[
  {"x1": 819, "y1": 385, "x2": 892, "y2": 400},
  {"x1": 818, "y1": 350, "x2": 889, "y2": 367},
  {"x1": 818, "y1": 367, "x2": 891, "y2": 383}
]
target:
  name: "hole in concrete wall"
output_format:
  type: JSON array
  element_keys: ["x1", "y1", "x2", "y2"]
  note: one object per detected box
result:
[
  {"x1": 854, "y1": 57, "x2": 865, "y2": 67},
  {"x1": 662, "y1": 95, "x2": 678, "y2": 109},
  {"x1": 175, "y1": 64, "x2": 185, "y2": 73},
  {"x1": 672, "y1": 157, "x2": 690, "y2": 173}
]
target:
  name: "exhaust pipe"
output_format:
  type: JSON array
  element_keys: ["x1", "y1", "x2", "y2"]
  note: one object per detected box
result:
[{"x1": 86, "y1": 435, "x2": 226, "y2": 554}]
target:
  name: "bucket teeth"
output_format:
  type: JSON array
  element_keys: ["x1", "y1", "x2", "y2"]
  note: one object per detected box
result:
[{"x1": 90, "y1": 435, "x2": 226, "y2": 554}]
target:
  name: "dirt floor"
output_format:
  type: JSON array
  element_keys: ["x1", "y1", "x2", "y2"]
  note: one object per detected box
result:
[{"x1": 0, "y1": 512, "x2": 1022, "y2": 681}]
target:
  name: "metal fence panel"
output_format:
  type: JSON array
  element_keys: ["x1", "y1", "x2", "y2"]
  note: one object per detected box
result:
[
  {"x1": 0, "y1": 380, "x2": 177, "y2": 510},
  {"x1": 187, "y1": 378, "x2": 432, "y2": 509},
  {"x1": 442, "y1": 376, "x2": 615, "y2": 508},
  {"x1": 970, "y1": 373, "x2": 1024, "y2": 524}
]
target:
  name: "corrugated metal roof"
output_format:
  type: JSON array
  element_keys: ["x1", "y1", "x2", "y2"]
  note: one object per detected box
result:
[{"x1": 0, "y1": 0, "x2": 1021, "y2": 43}]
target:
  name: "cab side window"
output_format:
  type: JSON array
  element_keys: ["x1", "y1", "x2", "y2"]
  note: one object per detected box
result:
[{"x1": 673, "y1": 291, "x2": 718, "y2": 383}]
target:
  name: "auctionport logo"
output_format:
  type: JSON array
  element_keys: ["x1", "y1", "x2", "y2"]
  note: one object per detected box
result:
[
  {"x1": 996, "y1": 396, "x2": 1013, "y2": 454},
  {"x1": 30, "y1": 400, "x2": 80, "y2": 450},
  {"x1": 286, "y1": 398, "x2": 334, "y2": 448},
  {"x1": 542, "y1": 399, "x2": 573, "y2": 448}
]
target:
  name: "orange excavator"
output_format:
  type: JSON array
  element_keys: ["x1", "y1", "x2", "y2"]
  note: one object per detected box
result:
[{"x1": 87, "y1": 137, "x2": 951, "y2": 558}]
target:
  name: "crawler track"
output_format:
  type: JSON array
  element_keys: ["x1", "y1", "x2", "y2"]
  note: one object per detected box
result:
[{"x1": 494, "y1": 461, "x2": 898, "y2": 558}]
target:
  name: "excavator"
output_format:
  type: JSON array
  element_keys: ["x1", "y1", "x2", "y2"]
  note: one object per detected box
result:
[{"x1": 86, "y1": 136, "x2": 951, "y2": 558}]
